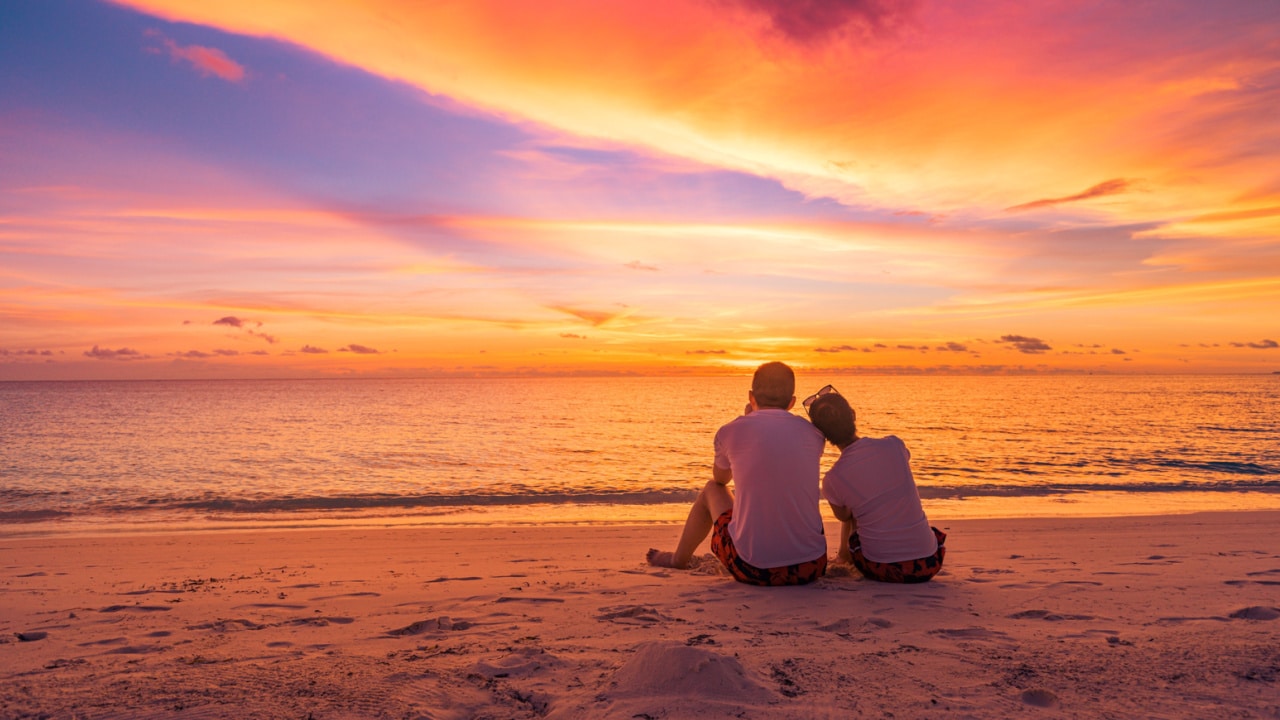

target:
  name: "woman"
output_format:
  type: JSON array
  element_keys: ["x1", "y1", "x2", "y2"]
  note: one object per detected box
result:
[{"x1": 805, "y1": 387, "x2": 946, "y2": 583}]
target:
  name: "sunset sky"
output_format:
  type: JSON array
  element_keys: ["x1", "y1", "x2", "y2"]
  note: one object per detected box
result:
[{"x1": 2, "y1": 0, "x2": 1278, "y2": 379}]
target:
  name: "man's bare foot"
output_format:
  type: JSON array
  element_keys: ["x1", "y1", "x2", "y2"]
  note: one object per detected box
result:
[{"x1": 646, "y1": 548, "x2": 685, "y2": 568}]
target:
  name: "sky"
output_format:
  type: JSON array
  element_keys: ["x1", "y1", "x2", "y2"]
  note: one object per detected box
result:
[{"x1": 2, "y1": 0, "x2": 1278, "y2": 380}]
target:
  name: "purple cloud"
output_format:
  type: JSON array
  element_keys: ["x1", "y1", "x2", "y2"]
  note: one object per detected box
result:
[
  {"x1": 998, "y1": 335, "x2": 1052, "y2": 354},
  {"x1": 1232, "y1": 338, "x2": 1278, "y2": 349},
  {"x1": 737, "y1": 0, "x2": 918, "y2": 43},
  {"x1": 300, "y1": 345, "x2": 328, "y2": 354},
  {"x1": 84, "y1": 345, "x2": 148, "y2": 361},
  {"x1": 339, "y1": 344, "x2": 381, "y2": 354}
]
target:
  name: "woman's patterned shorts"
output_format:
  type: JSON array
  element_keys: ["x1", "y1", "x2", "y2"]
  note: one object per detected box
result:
[
  {"x1": 711, "y1": 508, "x2": 827, "y2": 587},
  {"x1": 851, "y1": 527, "x2": 947, "y2": 583}
]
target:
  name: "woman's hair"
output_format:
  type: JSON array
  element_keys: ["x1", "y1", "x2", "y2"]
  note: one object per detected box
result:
[{"x1": 808, "y1": 393, "x2": 856, "y2": 447}]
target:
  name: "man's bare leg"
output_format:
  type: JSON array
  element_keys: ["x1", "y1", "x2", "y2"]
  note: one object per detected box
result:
[{"x1": 647, "y1": 480, "x2": 734, "y2": 569}]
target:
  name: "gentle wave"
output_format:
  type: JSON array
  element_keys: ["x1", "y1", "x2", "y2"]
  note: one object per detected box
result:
[
  {"x1": 917, "y1": 479, "x2": 1280, "y2": 499},
  {"x1": 3, "y1": 481, "x2": 1279, "y2": 523}
]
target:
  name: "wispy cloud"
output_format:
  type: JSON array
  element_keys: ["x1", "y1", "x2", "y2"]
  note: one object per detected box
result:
[
  {"x1": 145, "y1": 29, "x2": 246, "y2": 82},
  {"x1": 300, "y1": 345, "x2": 328, "y2": 354},
  {"x1": 1006, "y1": 179, "x2": 1132, "y2": 212},
  {"x1": 548, "y1": 305, "x2": 625, "y2": 327}
]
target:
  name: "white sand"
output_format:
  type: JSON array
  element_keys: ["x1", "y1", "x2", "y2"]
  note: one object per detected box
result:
[{"x1": 2, "y1": 511, "x2": 1278, "y2": 718}]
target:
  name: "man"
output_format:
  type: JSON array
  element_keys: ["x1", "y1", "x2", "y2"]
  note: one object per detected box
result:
[{"x1": 646, "y1": 362, "x2": 828, "y2": 586}]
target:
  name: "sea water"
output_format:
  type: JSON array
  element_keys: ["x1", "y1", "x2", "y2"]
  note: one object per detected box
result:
[{"x1": 2, "y1": 375, "x2": 1278, "y2": 534}]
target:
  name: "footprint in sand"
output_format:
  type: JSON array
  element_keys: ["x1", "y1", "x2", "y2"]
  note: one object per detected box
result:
[
  {"x1": 1224, "y1": 579, "x2": 1280, "y2": 586},
  {"x1": 387, "y1": 616, "x2": 473, "y2": 636},
  {"x1": 1021, "y1": 688, "x2": 1059, "y2": 707},
  {"x1": 188, "y1": 618, "x2": 264, "y2": 632},
  {"x1": 929, "y1": 627, "x2": 1012, "y2": 641},
  {"x1": 286, "y1": 616, "x2": 355, "y2": 627},
  {"x1": 310, "y1": 591, "x2": 381, "y2": 600},
  {"x1": 1008, "y1": 609, "x2": 1095, "y2": 622},
  {"x1": 474, "y1": 647, "x2": 562, "y2": 679},
  {"x1": 596, "y1": 605, "x2": 675, "y2": 625},
  {"x1": 1229, "y1": 606, "x2": 1280, "y2": 621},
  {"x1": 98, "y1": 604, "x2": 172, "y2": 613}
]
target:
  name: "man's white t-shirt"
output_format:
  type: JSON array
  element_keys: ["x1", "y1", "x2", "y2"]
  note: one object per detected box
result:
[
  {"x1": 821, "y1": 435, "x2": 937, "y2": 564},
  {"x1": 714, "y1": 408, "x2": 826, "y2": 568}
]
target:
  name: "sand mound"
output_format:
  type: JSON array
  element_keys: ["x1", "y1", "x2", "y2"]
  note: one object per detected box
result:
[{"x1": 608, "y1": 641, "x2": 775, "y2": 702}]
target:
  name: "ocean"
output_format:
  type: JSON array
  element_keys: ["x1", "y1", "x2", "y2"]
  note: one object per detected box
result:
[{"x1": 2, "y1": 375, "x2": 1278, "y2": 535}]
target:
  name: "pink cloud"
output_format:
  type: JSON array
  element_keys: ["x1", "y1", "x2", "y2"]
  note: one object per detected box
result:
[{"x1": 147, "y1": 30, "x2": 246, "y2": 82}]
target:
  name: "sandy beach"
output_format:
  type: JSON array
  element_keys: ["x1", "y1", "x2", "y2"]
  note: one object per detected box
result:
[{"x1": 2, "y1": 511, "x2": 1278, "y2": 719}]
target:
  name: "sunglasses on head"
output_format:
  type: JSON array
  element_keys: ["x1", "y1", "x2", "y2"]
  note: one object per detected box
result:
[{"x1": 802, "y1": 384, "x2": 839, "y2": 416}]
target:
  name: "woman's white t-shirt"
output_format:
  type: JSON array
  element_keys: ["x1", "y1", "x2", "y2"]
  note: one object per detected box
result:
[{"x1": 821, "y1": 436, "x2": 937, "y2": 563}]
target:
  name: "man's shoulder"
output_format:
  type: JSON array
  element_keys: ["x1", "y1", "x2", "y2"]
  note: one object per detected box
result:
[{"x1": 718, "y1": 409, "x2": 821, "y2": 439}]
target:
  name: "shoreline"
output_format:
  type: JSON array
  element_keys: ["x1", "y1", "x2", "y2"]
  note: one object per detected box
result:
[
  {"x1": 5, "y1": 490, "x2": 1280, "y2": 540},
  {"x1": 3, "y1": 511, "x2": 1278, "y2": 718}
]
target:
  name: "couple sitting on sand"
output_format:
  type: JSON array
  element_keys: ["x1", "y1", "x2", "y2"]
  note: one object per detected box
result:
[{"x1": 647, "y1": 361, "x2": 946, "y2": 586}]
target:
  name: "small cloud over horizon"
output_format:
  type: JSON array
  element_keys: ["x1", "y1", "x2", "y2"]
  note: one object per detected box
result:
[
  {"x1": 339, "y1": 344, "x2": 381, "y2": 354},
  {"x1": 1230, "y1": 338, "x2": 1278, "y2": 349},
  {"x1": 998, "y1": 334, "x2": 1052, "y2": 354},
  {"x1": 84, "y1": 345, "x2": 150, "y2": 361}
]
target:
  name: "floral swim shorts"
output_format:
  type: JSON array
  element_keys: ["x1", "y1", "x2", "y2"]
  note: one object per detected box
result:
[
  {"x1": 850, "y1": 527, "x2": 947, "y2": 583},
  {"x1": 710, "y1": 508, "x2": 827, "y2": 587}
]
